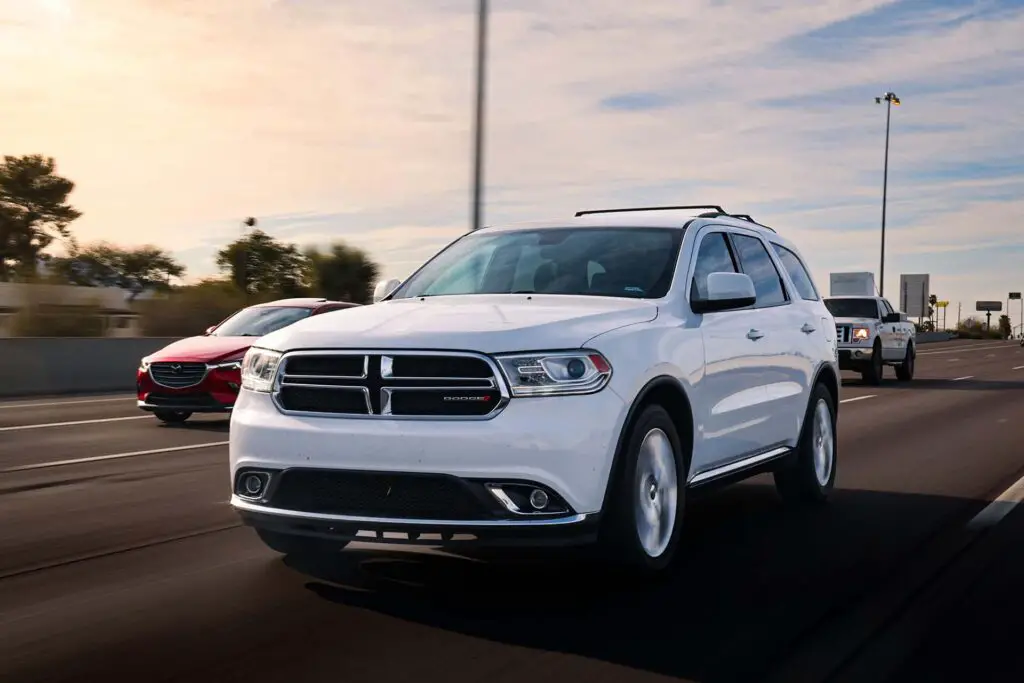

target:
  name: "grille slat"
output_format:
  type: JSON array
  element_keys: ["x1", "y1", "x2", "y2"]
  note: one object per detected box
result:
[
  {"x1": 150, "y1": 362, "x2": 207, "y2": 389},
  {"x1": 836, "y1": 325, "x2": 852, "y2": 343},
  {"x1": 274, "y1": 352, "x2": 505, "y2": 419}
]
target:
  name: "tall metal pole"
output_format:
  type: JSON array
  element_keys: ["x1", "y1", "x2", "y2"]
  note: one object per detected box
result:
[
  {"x1": 470, "y1": 0, "x2": 489, "y2": 232},
  {"x1": 879, "y1": 98, "x2": 892, "y2": 297}
]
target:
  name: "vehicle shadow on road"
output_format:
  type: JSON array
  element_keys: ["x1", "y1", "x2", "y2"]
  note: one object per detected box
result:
[
  {"x1": 157, "y1": 418, "x2": 231, "y2": 433},
  {"x1": 283, "y1": 483, "x2": 990, "y2": 683},
  {"x1": 841, "y1": 377, "x2": 1024, "y2": 391}
]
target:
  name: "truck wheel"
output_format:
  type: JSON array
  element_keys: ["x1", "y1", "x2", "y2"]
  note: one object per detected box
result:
[
  {"x1": 895, "y1": 344, "x2": 915, "y2": 381},
  {"x1": 860, "y1": 343, "x2": 884, "y2": 385},
  {"x1": 154, "y1": 409, "x2": 192, "y2": 424},
  {"x1": 774, "y1": 382, "x2": 837, "y2": 505},
  {"x1": 600, "y1": 404, "x2": 687, "y2": 575},
  {"x1": 255, "y1": 529, "x2": 348, "y2": 559}
]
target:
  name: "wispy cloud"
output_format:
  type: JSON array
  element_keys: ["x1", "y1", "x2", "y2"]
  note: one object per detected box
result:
[{"x1": 1, "y1": 0, "x2": 1021, "y2": 321}]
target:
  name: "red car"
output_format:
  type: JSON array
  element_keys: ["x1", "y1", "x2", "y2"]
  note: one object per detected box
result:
[{"x1": 137, "y1": 298, "x2": 357, "y2": 424}]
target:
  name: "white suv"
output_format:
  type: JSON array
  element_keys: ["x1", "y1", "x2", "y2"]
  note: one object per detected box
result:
[{"x1": 230, "y1": 205, "x2": 840, "y2": 573}]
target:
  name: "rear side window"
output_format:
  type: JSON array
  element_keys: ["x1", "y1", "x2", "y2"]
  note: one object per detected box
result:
[
  {"x1": 730, "y1": 234, "x2": 788, "y2": 307},
  {"x1": 772, "y1": 244, "x2": 819, "y2": 301}
]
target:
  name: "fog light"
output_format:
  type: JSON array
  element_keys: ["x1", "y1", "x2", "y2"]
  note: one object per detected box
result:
[
  {"x1": 529, "y1": 489, "x2": 549, "y2": 510},
  {"x1": 239, "y1": 472, "x2": 270, "y2": 498}
]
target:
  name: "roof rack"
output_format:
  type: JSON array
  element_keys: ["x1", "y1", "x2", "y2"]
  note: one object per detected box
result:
[{"x1": 573, "y1": 205, "x2": 775, "y2": 232}]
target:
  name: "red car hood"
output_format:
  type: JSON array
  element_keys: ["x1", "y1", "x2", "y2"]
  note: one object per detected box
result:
[{"x1": 146, "y1": 336, "x2": 254, "y2": 363}]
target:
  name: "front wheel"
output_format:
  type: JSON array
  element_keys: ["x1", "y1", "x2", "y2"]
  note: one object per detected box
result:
[
  {"x1": 153, "y1": 409, "x2": 192, "y2": 424},
  {"x1": 774, "y1": 383, "x2": 837, "y2": 505},
  {"x1": 600, "y1": 404, "x2": 687, "y2": 574},
  {"x1": 895, "y1": 344, "x2": 915, "y2": 381},
  {"x1": 860, "y1": 344, "x2": 884, "y2": 385}
]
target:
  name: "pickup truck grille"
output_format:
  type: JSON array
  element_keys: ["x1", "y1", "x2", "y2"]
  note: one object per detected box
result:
[
  {"x1": 149, "y1": 362, "x2": 208, "y2": 388},
  {"x1": 836, "y1": 324, "x2": 851, "y2": 343},
  {"x1": 273, "y1": 351, "x2": 506, "y2": 419}
]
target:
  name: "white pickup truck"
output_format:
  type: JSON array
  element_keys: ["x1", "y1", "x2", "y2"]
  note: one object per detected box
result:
[{"x1": 823, "y1": 295, "x2": 916, "y2": 384}]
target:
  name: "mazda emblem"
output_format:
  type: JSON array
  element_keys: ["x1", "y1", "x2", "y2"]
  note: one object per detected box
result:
[{"x1": 170, "y1": 364, "x2": 182, "y2": 374}]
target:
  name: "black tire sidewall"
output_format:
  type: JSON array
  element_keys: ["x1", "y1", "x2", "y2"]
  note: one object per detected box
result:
[
  {"x1": 801, "y1": 384, "x2": 838, "y2": 496},
  {"x1": 154, "y1": 410, "x2": 192, "y2": 423}
]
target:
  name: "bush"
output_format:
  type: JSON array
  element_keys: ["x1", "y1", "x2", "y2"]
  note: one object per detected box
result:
[{"x1": 956, "y1": 316, "x2": 1003, "y2": 340}]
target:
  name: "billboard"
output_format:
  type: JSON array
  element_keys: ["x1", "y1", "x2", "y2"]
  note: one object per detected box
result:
[
  {"x1": 829, "y1": 272, "x2": 875, "y2": 297},
  {"x1": 899, "y1": 274, "x2": 930, "y2": 318},
  {"x1": 976, "y1": 301, "x2": 1002, "y2": 312}
]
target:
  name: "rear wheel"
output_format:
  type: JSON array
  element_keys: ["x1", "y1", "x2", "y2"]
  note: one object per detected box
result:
[
  {"x1": 895, "y1": 344, "x2": 915, "y2": 381},
  {"x1": 860, "y1": 343, "x2": 884, "y2": 385},
  {"x1": 774, "y1": 383, "x2": 837, "y2": 505},
  {"x1": 255, "y1": 529, "x2": 348, "y2": 559},
  {"x1": 153, "y1": 409, "x2": 192, "y2": 424},
  {"x1": 600, "y1": 404, "x2": 687, "y2": 575}
]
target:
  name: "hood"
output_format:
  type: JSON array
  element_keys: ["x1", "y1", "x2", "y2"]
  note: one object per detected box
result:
[
  {"x1": 258, "y1": 294, "x2": 659, "y2": 354},
  {"x1": 833, "y1": 317, "x2": 880, "y2": 326},
  {"x1": 146, "y1": 335, "x2": 255, "y2": 363}
]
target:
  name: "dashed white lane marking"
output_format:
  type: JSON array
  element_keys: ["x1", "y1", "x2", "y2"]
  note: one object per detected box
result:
[
  {"x1": 0, "y1": 396, "x2": 135, "y2": 410},
  {"x1": 0, "y1": 415, "x2": 150, "y2": 432},
  {"x1": 967, "y1": 473, "x2": 1024, "y2": 531},
  {"x1": 0, "y1": 441, "x2": 229, "y2": 473},
  {"x1": 948, "y1": 358, "x2": 960, "y2": 362},
  {"x1": 841, "y1": 395, "x2": 876, "y2": 404},
  {"x1": 952, "y1": 376, "x2": 974, "y2": 381},
  {"x1": 1013, "y1": 365, "x2": 1024, "y2": 371}
]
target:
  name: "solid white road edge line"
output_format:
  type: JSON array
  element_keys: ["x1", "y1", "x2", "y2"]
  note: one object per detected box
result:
[
  {"x1": 841, "y1": 395, "x2": 876, "y2": 404},
  {"x1": 952, "y1": 376, "x2": 974, "y2": 381},
  {"x1": 0, "y1": 396, "x2": 135, "y2": 410},
  {"x1": 0, "y1": 415, "x2": 150, "y2": 432},
  {"x1": 967, "y1": 474, "x2": 1024, "y2": 531},
  {"x1": 0, "y1": 441, "x2": 229, "y2": 473}
]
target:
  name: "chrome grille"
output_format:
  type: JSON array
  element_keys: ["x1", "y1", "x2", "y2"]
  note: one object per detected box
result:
[
  {"x1": 149, "y1": 362, "x2": 208, "y2": 389},
  {"x1": 274, "y1": 351, "x2": 508, "y2": 419},
  {"x1": 836, "y1": 324, "x2": 851, "y2": 343}
]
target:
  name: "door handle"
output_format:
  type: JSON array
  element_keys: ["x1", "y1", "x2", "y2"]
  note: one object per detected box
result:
[
  {"x1": 746, "y1": 328, "x2": 765, "y2": 341},
  {"x1": 801, "y1": 323, "x2": 816, "y2": 334}
]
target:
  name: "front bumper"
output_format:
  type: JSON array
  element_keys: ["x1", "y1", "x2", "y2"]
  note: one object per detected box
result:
[
  {"x1": 837, "y1": 346, "x2": 874, "y2": 370},
  {"x1": 137, "y1": 365, "x2": 241, "y2": 413},
  {"x1": 228, "y1": 387, "x2": 629, "y2": 542}
]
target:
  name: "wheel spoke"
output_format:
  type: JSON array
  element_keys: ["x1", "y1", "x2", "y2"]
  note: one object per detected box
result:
[{"x1": 634, "y1": 428, "x2": 678, "y2": 558}]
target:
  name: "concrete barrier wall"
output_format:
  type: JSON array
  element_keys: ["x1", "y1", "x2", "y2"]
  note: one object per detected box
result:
[
  {"x1": 917, "y1": 332, "x2": 957, "y2": 343},
  {"x1": 0, "y1": 338, "x2": 180, "y2": 398}
]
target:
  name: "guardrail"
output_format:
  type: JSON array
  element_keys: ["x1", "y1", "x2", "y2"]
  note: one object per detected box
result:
[{"x1": 0, "y1": 337, "x2": 180, "y2": 398}]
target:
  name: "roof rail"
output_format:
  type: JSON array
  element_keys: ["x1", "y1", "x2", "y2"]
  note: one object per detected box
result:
[{"x1": 574, "y1": 205, "x2": 726, "y2": 217}]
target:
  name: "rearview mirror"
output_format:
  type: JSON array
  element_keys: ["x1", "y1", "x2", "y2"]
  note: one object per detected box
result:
[
  {"x1": 882, "y1": 312, "x2": 903, "y2": 323},
  {"x1": 691, "y1": 272, "x2": 757, "y2": 314},
  {"x1": 372, "y1": 278, "x2": 402, "y2": 303}
]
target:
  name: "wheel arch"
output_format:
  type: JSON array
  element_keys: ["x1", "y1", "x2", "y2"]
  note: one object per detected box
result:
[{"x1": 813, "y1": 362, "x2": 840, "y2": 413}]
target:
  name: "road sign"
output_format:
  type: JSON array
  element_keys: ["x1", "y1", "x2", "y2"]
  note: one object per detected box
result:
[
  {"x1": 936, "y1": 300, "x2": 949, "y2": 308},
  {"x1": 899, "y1": 274, "x2": 930, "y2": 317},
  {"x1": 976, "y1": 301, "x2": 1002, "y2": 312},
  {"x1": 1010, "y1": 292, "x2": 1022, "y2": 300}
]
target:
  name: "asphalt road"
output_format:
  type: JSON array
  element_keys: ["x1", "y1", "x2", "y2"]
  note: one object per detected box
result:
[{"x1": 2, "y1": 339, "x2": 1024, "y2": 683}]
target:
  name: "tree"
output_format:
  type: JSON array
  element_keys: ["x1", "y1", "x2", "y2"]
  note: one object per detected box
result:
[
  {"x1": 216, "y1": 229, "x2": 310, "y2": 297},
  {"x1": 999, "y1": 314, "x2": 1012, "y2": 339},
  {"x1": 49, "y1": 241, "x2": 185, "y2": 298},
  {"x1": 305, "y1": 242, "x2": 381, "y2": 304},
  {"x1": 0, "y1": 155, "x2": 82, "y2": 281}
]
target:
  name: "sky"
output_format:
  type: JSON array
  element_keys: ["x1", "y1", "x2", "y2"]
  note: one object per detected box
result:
[{"x1": 2, "y1": 0, "x2": 1023, "y2": 328}]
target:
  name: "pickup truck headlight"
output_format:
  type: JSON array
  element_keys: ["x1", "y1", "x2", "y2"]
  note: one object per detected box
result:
[
  {"x1": 240, "y1": 347, "x2": 283, "y2": 393},
  {"x1": 495, "y1": 350, "x2": 612, "y2": 397},
  {"x1": 852, "y1": 327, "x2": 870, "y2": 341}
]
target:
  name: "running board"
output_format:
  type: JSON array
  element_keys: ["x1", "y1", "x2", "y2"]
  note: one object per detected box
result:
[{"x1": 688, "y1": 446, "x2": 792, "y2": 487}]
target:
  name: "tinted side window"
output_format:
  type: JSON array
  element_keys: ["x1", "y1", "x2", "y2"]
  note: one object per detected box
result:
[
  {"x1": 772, "y1": 244, "x2": 819, "y2": 301},
  {"x1": 691, "y1": 232, "x2": 737, "y2": 301},
  {"x1": 881, "y1": 299, "x2": 895, "y2": 316},
  {"x1": 730, "y1": 234, "x2": 788, "y2": 307}
]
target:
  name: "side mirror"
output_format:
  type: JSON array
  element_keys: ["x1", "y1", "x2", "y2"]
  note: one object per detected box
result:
[
  {"x1": 882, "y1": 312, "x2": 902, "y2": 323},
  {"x1": 372, "y1": 278, "x2": 402, "y2": 303},
  {"x1": 692, "y1": 272, "x2": 757, "y2": 314},
  {"x1": 204, "y1": 325, "x2": 216, "y2": 335}
]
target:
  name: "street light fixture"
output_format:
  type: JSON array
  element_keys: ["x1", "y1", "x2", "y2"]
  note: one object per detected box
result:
[
  {"x1": 470, "y1": 0, "x2": 489, "y2": 231},
  {"x1": 874, "y1": 91, "x2": 900, "y2": 297}
]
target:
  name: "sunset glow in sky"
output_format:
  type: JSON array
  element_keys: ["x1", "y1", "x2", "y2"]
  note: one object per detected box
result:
[{"x1": 2, "y1": 0, "x2": 1022, "y2": 324}]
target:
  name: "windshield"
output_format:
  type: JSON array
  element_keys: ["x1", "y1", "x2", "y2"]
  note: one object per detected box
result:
[
  {"x1": 824, "y1": 298, "x2": 879, "y2": 319},
  {"x1": 212, "y1": 306, "x2": 314, "y2": 337},
  {"x1": 391, "y1": 227, "x2": 684, "y2": 300}
]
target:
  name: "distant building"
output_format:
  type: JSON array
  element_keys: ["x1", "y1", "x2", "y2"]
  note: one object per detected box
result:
[{"x1": 0, "y1": 283, "x2": 143, "y2": 338}]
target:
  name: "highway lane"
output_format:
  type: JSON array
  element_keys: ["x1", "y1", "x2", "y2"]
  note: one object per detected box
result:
[{"x1": 1, "y1": 340, "x2": 1023, "y2": 682}]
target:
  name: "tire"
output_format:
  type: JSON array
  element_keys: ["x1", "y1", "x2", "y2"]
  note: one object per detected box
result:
[
  {"x1": 895, "y1": 344, "x2": 915, "y2": 381},
  {"x1": 773, "y1": 383, "x2": 837, "y2": 505},
  {"x1": 154, "y1": 409, "x2": 192, "y2": 424},
  {"x1": 600, "y1": 404, "x2": 687, "y2": 574},
  {"x1": 860, "y1": 343, "x2": 884, "y2": 385},
  {"x1": 255, "y1": 529, "x2": 348, "y2": 558}
]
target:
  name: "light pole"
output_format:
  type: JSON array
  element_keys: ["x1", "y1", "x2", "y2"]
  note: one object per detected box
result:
[
  {"x1": 874, "y1": 91, "x2": 901, "y2": 297},
  {"x1": 470, "y1": 0, "x2": 489, "y2": 231}
]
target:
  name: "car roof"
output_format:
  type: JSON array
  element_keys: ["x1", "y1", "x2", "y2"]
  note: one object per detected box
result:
[
  {"x1": 252, "y1": 297, "x2": 358, "y2": 308},
  {"x1": 824, "y1": 295, "x2": 880, "y2": 299},
  {"x1": 480, "y1": 207, "x2": 779, "y2": 236}
]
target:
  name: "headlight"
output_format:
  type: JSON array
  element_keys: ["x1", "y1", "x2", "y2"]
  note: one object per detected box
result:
[
  {"x1": 495, "y1": 350, "x2": 612, "y2": 397},
  {"x1": 853, "y1": 327, "x2": 870, "y2": 341},
  {"x1": 240, "y1": 347, "x2": 283, "y2": 393},
  {"x1": 139, "y1": 356, "x2": 152, "y2": 372}
]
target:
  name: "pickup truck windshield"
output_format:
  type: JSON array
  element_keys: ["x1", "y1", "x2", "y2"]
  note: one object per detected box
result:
[
  {"x1": 391, "y1": 227, "x2": 683, "y2": 300},
  {"x1": 212, "y1": 306, "x2": 313, "y2": 337},
  {"x1": 824, "y1": 298, "x2": 879, "y2": 319}
]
